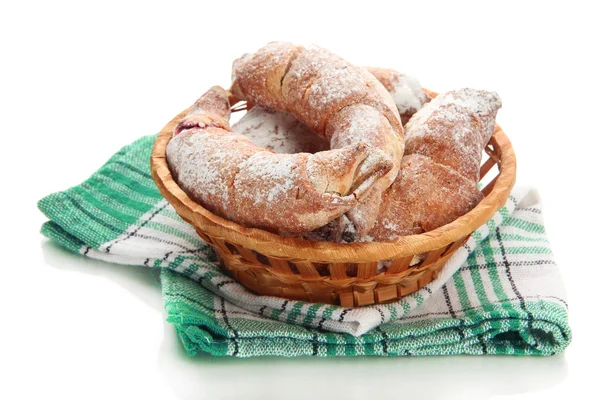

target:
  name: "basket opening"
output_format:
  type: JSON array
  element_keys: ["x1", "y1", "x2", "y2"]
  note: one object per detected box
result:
[
  {"x1": 253, "y1": 251, "x2": 271, "y2": 266},
  {"x1": 480, "y1": 161, "x2": 500, "y2": 190},
  {"x1": 224, "y1": 242, "x2": 239, "y2": 255},
  {"x1": 411, "y1": 253, "x2": 425, "y2": 267},
  {"x1": 229, "y1": 107, "x2": 247, "y2": 125},
  {"x1": 346, "y1": 263, "x2": 359, "y2": 277},
  {"x1": 314, "y1": 263, "x2": 330, "y2": 276},
  {"x1": 287, "y1": 261, "x2": 300, "y2": 275}
]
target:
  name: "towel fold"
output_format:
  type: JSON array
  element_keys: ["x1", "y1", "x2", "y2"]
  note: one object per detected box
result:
[{"x1": 38, "y1": 135, "x2": 571, "y2": 357}]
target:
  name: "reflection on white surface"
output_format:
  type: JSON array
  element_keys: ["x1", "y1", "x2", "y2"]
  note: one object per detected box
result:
[
  {"x1": 159, "y1": 326, "x2": 568, "y2": 400},
  {"x1": 42, "y1": 240, "x2": 164, "y2": 313},
  {"x1": 42, "y1": 240, "x2": 568, "y2": 400}
]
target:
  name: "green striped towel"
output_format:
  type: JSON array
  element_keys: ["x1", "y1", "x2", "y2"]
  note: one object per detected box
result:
[{"x1": 38, "y1": 135, "x2": 571, "y2": 357}]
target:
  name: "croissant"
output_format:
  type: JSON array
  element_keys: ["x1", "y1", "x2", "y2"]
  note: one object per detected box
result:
[
  {"x1": 230, "y1": 88, "x2": 501, "y2": 241},
  {"x1": 166, "y1": 84, "x2": 394, "y2": 236},
  {"x1": 232, "y1": 68, "x2": 431, "y2": 241},
  {"x1": 232, "y1": 67, "x2": 430, "y2": 155},
  {"x1": 365, "y1": 67, "x2": 432, "y2": 125},
  {"x1": 362, "y1": 88, "x2": 502, "y2": 241},
  {"x1": 231, "y1": 42, "x2": 403, "y2": 236}
]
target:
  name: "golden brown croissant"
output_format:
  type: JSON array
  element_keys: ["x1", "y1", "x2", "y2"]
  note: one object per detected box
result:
[
  {"x1": 166, "y1": 86, "x2": 393, "y2": 236},
  {"x1": 362, "y1": 88, "x2": 502, "y2": 241},
  {"x1": 231, "y1": 67, "x2": 430, "y2": 155},
  {"x1": 230, "y1": 42, "x2": 404, "y2": 236}
]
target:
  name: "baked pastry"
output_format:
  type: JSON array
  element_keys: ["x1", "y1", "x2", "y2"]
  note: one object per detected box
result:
[
  {"x1": 365, "y1": 67, "x2": 431, "y2": 125},
  {"x1": 167, "y1": 40, "x2": 499, "y2": 242},
  {"x1": 231, "y1": 67, "x2": 430, "y2": 241},
  {"x1": 361, "y1": 88, "x2": 502, "y2": 241},
  {"x1": 231, "y1": 42, "x2": 403, "y2": 236},
  {"x1": 231, "y1": 67, "x2": 430, "y2": 156},
  {"x1": 166, "y1": 84, "x2": 394, "y2": 236}
]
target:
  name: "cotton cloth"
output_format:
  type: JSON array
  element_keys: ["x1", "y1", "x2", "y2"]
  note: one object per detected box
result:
[{"x1": 38, "y1": 135, "x2": 571, "y2": 357}]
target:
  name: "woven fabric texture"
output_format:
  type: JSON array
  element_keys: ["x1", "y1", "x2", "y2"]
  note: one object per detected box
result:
[{"x1": 38, "y1": 135, "x2": 571, "y2": 357}]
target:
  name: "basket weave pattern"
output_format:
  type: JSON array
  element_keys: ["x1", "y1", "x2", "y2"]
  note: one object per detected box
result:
[{"x1": 151, "y1": 91, "x2": 516, "y2": 307}]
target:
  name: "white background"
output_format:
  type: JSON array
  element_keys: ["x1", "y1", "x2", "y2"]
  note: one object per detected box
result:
[{"x1": 1, "y1": 1, "x2": 599, "y2": 399}]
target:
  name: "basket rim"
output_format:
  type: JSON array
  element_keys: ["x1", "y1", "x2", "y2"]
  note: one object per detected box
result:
[{"x1": 150, "y1": 90, "x2": 517, "y2": 263}]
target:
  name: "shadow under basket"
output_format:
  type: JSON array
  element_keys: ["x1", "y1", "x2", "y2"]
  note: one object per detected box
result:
[{"x1": 151, "y1": 90, "x2": 517, "y2": 307}]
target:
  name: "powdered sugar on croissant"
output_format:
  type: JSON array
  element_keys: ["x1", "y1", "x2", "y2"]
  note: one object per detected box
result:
[
  {"x1": 231, "y1": 42, "x2": 403, "y2": 236},
  {"x1": 365, "y1": 67, "x2": 431, "y2": 126},
  {"x1": 361, "y1": 88, "x2": 502, "y2": 242},
  {"x1": 232, "y1": 67, "x2": 431, "y2": 156},
  {"x1": 405, "y1": 88, "x2": 501, "y2": 182},
  {"x1": 167, "y1": 86, "x2": 391, "y2": 235}
]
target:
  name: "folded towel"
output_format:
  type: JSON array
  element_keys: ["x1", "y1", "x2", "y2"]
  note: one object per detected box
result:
[{"x1": 38, "y1": 135, "x2": 571, "y2": 357}]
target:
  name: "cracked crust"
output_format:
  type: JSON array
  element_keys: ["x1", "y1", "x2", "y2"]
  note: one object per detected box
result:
[
  {"x1": 223, "y1": 84, "x2": 501, "y2": 242},
  {"x1": 166, "y1": 86, "x2": 391, "y2": 235},
  {"x1": 231, "y1": 42, "x2": 404, "y2": 236},
  {"x1": 365, "y1": 154, "x2": 484, "y2": 241},
  {"x1": 361, "y1": 89, "x2": 502, "y2": 241}
]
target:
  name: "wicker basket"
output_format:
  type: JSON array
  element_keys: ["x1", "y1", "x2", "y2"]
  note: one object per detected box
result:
[{"x1": 150, "y1": 90, "x2": 517, "y2": 307}]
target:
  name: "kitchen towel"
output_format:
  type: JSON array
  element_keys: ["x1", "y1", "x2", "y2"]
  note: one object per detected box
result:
[{"x1": 38, "y1": 134, "x2": 571, "y2": 357}]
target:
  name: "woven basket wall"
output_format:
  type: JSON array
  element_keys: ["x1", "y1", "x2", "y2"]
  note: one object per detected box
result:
[{"x1": 150, "y1": 90, "x2": 517, "y2": 307}]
